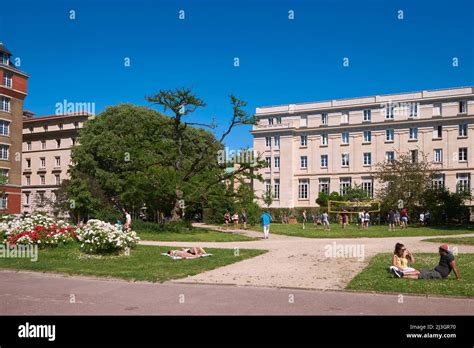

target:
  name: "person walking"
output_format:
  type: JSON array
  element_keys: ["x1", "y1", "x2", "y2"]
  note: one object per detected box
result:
[
  {"x1": 400, "y1": 208, "x2": 408, "y2": 229},
  {"x1": 341, "y1": 209, "x2": 348, "y2": 229},
  {"x1": 322, "y1": 211, "x2": 330, "y2": 231},
  {"x1": 363, "y1": 210, "x2": 370, "y2": 229},
  {"x1": 232, "y1": 211, "x2": 239, "y2": 228},
  {"x1": 124, "y1": 210, "x2": 132, "y2": 231},
  {"x1": 387, "y1": 209, "x2": 396, "y2": 231},
  {"x1": 302, "y1": 209, "x2": 308, "y2": 230},
  {"x1": 240, "y1": 208, "x2": 248, "y2": 230},
  {"x1": 260, "y1": 210, "x2": 272, "y2": 239},
  {"x1": 223, "y1": 211, "x2": 231, "y2": 229}
]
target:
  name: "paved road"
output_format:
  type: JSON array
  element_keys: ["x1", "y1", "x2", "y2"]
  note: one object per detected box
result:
[{"x1": 1, "y1": 270, "x2": 472, "y2": 315}]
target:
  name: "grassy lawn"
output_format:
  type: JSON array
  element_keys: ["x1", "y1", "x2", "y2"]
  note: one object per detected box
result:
[
  {"x1": 137, "y1": 228, "x2": 257, "y2": 242},
  {"x1": 422, "y1": 237, "x2": 474, "y2": 246},
  {"x1": 0, "y1": 243, "x2": 266, "y2": 282},
  {"x1": 249, "y1": 223, "x2": 474, "y2": 239},
  {"x1": 347, "y1": 253, "x2": 474, "y2": 297}
]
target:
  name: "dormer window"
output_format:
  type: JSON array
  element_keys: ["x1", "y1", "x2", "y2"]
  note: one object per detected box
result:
[{"x1": 0, "y1": 52, "x2": 9, "y2": 65}]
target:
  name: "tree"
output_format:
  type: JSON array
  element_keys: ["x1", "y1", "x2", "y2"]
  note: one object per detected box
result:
[
  {"x1": 342, "y1": 185, "x2": 370, "y2": 202},
  {"x1": 146, "y1": 88, "x2": 262, "y2": 220},
  {"x1": 316, "y1": 191, "x2": 342, "y2": 209},
  {"x1": 262, "y1": 188, "x2": 273, "y2": 209},
  {"x1": 375, "y1": 151, "x2": 438, "y2": 215},
  {"x1": 421, "y1": 187, "x2": 470, "y2": 224}
]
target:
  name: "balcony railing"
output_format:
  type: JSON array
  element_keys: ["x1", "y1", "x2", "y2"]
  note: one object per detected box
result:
[{"x1": 253, "y1": 122, "x2": 292, "y2": 130}]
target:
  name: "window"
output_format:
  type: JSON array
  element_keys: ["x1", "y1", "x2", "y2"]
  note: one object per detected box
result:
[
  {"x1": 341, "y1": 132, "x2": 349, "y2": 145},
  {"x1": 321, "y1": 154, "x2": 328, "y2": 168},
  {"x1": 298, "y1": 179, "x2": 309, "y2": 199},
  {"x1": 319, "y1": 178, "x2": 330, "y2": 194},
  {"x1": 51, "y1": 192, "x2": 56, "y2": 202},
  {"x1": 43, "y1": 125, "x2": 48, "y2": 132},
  {"x1": 341, "y1": 112, "x2": 349, "y2": 124},
  {"x1": 433, "y1": 103, "x2": 442, "y2": 116},
  {"x1": 0, "y1": 168, "x2": 8, "y2": 182},
  {"x1": 363, "y1": 131, "x2": 371, "y2": 143},
  {"x1": 55, "y1": 174, "x2": 61, "y2": 185},
  {"x1": 456, "y1": 173, "x2": 470, "y2": 193},
  {"x1": 268, "y1": 118, "x2": 274, "y2": 125},
  {"x1": 72, "y1": 138, "x2": 77, "y2": 145},
  {"x1": 0, "y1": 195, "x2": 7, "y2": 209},
  {"x1": 386, "y1": 151, "x2": 395, "y2": 163},
  {"x1": 363, "y1": 109, "x2": 371, "y2": 122},
  {"x1": 265, "y1": 180, "x2": 271, "y2": 194},
  {"x1": 0, "y1": 144, "x2": 9, "y2": 159},
  {"x1": 59, "y1": 123, "x2": 64, "y2": 130},
  {"x1": 276, "y1": 117, "x2": 282, "y2": 124},
  {"x1": 56, "y1": 139, "x2": 61, "y2": 148},
  {"x1": 273, "y1": 180, "x2": 280, "y2": 199},
  {"x1": 40, "y1": 157, "x2": 46, "y2": 168},
  {"x1": 341, "y1": 153, "x2": 349, "y2": 167},
  {"x1": 300, "y1": 115, "x2": 308, "y2": 127},
  {"x1": 321, "y1": 134, "x2": 328, "y2": 146},
  {"x1": 434, "y1": 149, "x2": 443, "y2": 163},
  {"x1": 0, "y1": 96, "x2": 11, "y2": 112},
  {"x1": 265, "y1": 137, "x2": 271, "y2": 147},
  {"x1": 0, "y1": 120, "x2": 9, "y2": 136},
  {"x1": 26, "y1": 158, "x2": 31, "y2": 168},
  {"x1": 459, "y1": 100, "x2": 467, "y2": 114},
  {"x1": 340, "y1": 178, "x2": 351, "y2": 195},
  {"x1": 29, "y1": 127, "x2": 33, "y2": 133},
  {"x1": 0, "y1": 52, "x2": 9, "y2": 65},
  {"x1": 300, "y1": 135, "x2": 307, "y2": 147},
  {"x1": 432, "y1": 174, "x2": 445, "y2": 190},
  {"x1": 385, "y1": 129, "x2": 394, "y2": 142},
  {"x1": 274, "y1": 136, "x2": 280, "y2": 147},
  {"x1": 434, "y1": 125, "x2": 442, "y2": 139},
  {"x1": 300, "y1": 156, "x2": 308, "y2": 169},
  {"x1": 41, "y1": 140, "x2": 46, "y2": 150},
  {"x1": 363, "y1": 152, "x2": 372, "y2": 166},
  {"x1": 3, "y1": 71, "x2": 12, "y2": 88},
  {"x1": 409, "y1": 103, "x2": 418, "y2": 117},
  {"x1": 55, "y1": 156, "x2": 61, "y2": 167},
  {"x1": 459, "y1": 147, "x2": 468, "y2": 162},
  {"x1": 40, "y1": 175, "x2": 45, "y2": 185},
  {"x1": 321, "y1": 113, "x2": 328, "y2": 125},
  {"x1": 410, "y1": 150, "x2": 418, "y2": 163},
  {"x1": 409, "y1": 127, "x2": 418, "y2": 140},
  {"x1": 459, "y1": 124, "x2": 468, "y2": 137},
  {"x1": 26, "y1": 141, "x2": 31, "y2": 150},
  {"x1": 25, "y1": 175, "x2": 31, "y2": 186},
  {"x1": 24, "y1": 193, "x2": 30, "y2": 205},
  {"x1": 361, "y1": 179, "x2": 373, "y2": 197},
  {"x1": 265, "y1": 156, "x2": 271, "y2": 167},
  {"x1": 385, "y1": 104, "x2": 394, "y2": 119}
]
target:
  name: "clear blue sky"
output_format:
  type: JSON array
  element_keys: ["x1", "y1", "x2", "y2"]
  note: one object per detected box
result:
[{"x1": 1, "y1": 0, "x2": 473, "y2": 149}]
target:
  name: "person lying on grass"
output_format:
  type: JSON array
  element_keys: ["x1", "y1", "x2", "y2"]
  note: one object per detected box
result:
[
  {"x1": 167, "y1": 247, "x2": 208, "y2": 259},
  {"x1": 417, "y1": 244, "x2": 461, "y2": 281},
  {"x1": 390, "y1": 243, "x2": 420, "y2": 279}
]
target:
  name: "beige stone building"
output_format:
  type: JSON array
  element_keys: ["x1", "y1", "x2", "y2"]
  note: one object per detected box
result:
[
  {"x1": 252, "y1": 87, "x2": 474, "y2": 209},
  {"x1": 21, "y1": 112, "x2": 91, "y2": 215}
]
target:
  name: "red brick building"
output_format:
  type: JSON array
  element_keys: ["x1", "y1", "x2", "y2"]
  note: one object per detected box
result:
[{"x1": 0, "y1": 42, "x2": 29, "y2": 214}]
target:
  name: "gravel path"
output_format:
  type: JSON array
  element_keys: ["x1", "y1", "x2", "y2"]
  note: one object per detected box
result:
[{"x1": 140, "y1": 224, "x2": 474, "y2": 290}]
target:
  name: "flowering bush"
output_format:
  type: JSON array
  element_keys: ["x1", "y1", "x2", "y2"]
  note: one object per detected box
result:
[
  {"x1": 0, "y1": 214, "x2": 76, "y2": 247},
  {"x1": 76, "y1": 219, "x2": 140, "y2": 254}
]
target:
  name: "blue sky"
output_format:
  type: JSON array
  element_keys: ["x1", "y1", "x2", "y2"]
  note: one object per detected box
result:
[{"x1": 1, "y1": 0, "x2": 473, "y2": 149}]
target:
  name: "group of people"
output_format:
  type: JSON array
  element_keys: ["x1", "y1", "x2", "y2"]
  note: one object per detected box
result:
[
  {"x1": 223, "y1": 209, "x2": 248, "y2": 229},
  {"x1": 389, "y1": 242, "x2": 461, "y2": 280},
  {"x1": 301, "y1": 209, "x2": 331, "y2": 230},
  {"x1": 357, "y1": 210, "x2": 371, "y2": 229},
  {"x1": 387, "y1": 208, "x2": 409, "y2": 231}
]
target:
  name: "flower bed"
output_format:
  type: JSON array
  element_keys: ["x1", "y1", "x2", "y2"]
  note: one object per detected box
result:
[
  {"x1": 0, "y1": 214, "x2": 76, "y2": 247},
  {"x1": 76, "y1": 219, "x2": 140, "y2": 254}
]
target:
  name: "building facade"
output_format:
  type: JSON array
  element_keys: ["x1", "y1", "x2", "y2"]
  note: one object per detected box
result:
[
  {"x1": 21, "y1": 112, "x2": 90, "y2": 215},
  {"x1": 252, "y1": 87, "x2": 474, "y2": 209},
  {"x1": 0, "y1": 43, "x2": 29, "y2": 214}
]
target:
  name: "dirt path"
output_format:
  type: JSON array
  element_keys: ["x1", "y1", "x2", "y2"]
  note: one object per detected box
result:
[{"x1": 140, "y1": 224, "x2": 474, "y2": 290}]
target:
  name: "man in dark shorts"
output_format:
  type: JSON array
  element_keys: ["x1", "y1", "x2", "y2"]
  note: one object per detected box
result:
[
  {"x1": 418, "y1": 244, "x2": 461, "y2": 280},
  {"x1": 387, "y1": 209, "x2": 396, "y2": 231}
]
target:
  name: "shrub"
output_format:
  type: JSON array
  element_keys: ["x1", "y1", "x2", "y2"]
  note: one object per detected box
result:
[
  {"x1": 76, "y1": 219, "x2": 140, "y2": 254},
  {"x1": 133, "y1": 220, "x2": 193, "y2": 233}
]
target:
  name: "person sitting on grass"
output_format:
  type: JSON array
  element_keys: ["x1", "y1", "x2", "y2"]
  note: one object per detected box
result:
[
  {"x1": 167, "y1": 247, "x2": 208, "y2": 259},
  {"x1": 418, "y1": 244, "x2": 461, "y2": 280},
  {"x1": 390, "y1": 243, "x2": 420, "y2": 279}
]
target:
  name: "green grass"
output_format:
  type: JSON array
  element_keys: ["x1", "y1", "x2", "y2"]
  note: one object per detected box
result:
[
  {"x1": 347, "y1": 253, "x2": 474, "y2": 297},
  {"x1": 137, "y1": 228, "x2": 257, "y2": 242},
  {"x1": 422, "y1": 237, "x2": 474, "y2": 246},
  {"x1": 0, "y1": 243, "x2": 266, "y2": 282},
  {"x1": 249, "y1": 223, "x2": 474, "y2": 239}
]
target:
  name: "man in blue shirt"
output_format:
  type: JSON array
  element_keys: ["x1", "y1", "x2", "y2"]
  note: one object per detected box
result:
[{"x1": 260, "y1": 210, "x2": 271, "y2": 239}]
